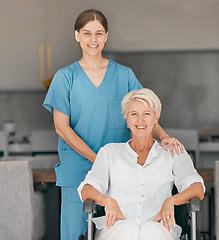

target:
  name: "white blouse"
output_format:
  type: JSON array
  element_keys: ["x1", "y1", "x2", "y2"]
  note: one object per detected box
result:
[{"x1": 78, "y1": 140, "x2": 205, "y2": 225}]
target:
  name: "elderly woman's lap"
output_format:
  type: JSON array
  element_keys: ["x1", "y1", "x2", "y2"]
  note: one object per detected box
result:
[
  {"x1": 95, "y1": 220, "x2": 139, "y2": 240},
  {"x1": 95, "y1": 220, "x2": 177, "y2": 240},
  {"x1": 140, "y1": 221, "x2": 177, "y2": 240}
]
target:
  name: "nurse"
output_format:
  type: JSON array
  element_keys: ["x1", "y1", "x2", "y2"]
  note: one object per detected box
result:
[{"x1": 43, "y1": 9, "x2": 184, "y2": 240}]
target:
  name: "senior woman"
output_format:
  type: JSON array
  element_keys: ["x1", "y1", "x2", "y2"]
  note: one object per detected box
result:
[{"x1": 78, "y1": 88, "x2": 205, "y2": 240}]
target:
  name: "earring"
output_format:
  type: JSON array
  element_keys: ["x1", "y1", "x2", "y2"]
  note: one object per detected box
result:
[{"x1": 154, "y1": 123, "x2": 157, "y2": 128}]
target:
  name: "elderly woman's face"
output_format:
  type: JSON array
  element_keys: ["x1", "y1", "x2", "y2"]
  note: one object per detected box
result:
[{"x1": 125, "y1": 100, "x2": 159, "y2": 138}]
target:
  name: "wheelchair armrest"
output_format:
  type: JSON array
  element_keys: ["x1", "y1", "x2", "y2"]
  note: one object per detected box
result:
[
  {"x1": 83, "y1": 200, "x2": 96, "y2": 240},
  {"x1": 189, "y1": 198, "x2": 200, "y2": 212},
  {"x1": 189, "y1": 198, "x2": 201, "y2": 240},
  {"x1": 83, "y1": 200, "x2": 96, "y2": 214}
]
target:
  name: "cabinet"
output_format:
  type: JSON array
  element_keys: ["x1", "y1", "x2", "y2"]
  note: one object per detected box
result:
[
  {"x1": 199, "y1": 142, "x2": 219, "y2": 168},
  {"x1": 0, "y1": 0, "x2": 81, "y2": 91},
  {"x1": 0, "y1": 0, "x2": 45, "y2": 90}
]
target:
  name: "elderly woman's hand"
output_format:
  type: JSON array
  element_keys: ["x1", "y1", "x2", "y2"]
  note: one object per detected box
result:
[
  {"x1": 160, "y1": 136, "x2": 184, "y2": 156},
  {"x1": 153, "y1": 197, "x2": 175, "y2": 232},
  {"x1": 104, "y1": 197, "x2": 126, "y2": 229}
]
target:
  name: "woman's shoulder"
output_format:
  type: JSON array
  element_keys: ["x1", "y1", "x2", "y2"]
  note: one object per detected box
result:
[
  {"x1": 101, "y1": 142, "x2": 126, "y2": 152},
  {"x1": 108, "y1": 59, "x2": 141, "y2": 89},
  {"x1": 154, "y1": 140, "x2": 190, "y2": 162},
  {"x1": 53, "y1": 62, "x2": 79, "y2": 86},
  {"x1": 153, "y1": 140, "x2": 172, "y2": 159},
  {"x1": 109, "y1": 59, "x2": 133, "y2": 73},
  {"x1": 57, "y1": 61, "x2": 78, "y2": 75}
]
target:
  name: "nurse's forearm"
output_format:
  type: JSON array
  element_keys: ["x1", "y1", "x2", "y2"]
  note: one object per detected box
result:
[
  {"x1": 59, "y1": 126, "x2": 97, "y2": 163},
  {"x1": 53, "y1": 109, "x2": 96, "y2": 163},
  {"x1": 152, "y1": 123, "x2": 169, "y2": 141}
]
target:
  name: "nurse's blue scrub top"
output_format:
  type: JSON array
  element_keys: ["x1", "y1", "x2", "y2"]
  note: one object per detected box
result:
[{"x1": 43, "y1": 59, "x2": 142, "y2": 187}]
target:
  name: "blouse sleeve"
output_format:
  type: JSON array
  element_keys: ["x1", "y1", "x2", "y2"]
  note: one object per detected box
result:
[
  {"x1": 77, "y1": 147, "x2": 110, "y2": 201},
  {"x1": 128, "y1": 68, "x2": 143, "y2": 91},
  {"x1": 43, "y1": 69, "x2": 72, "y2": 117},
  {"x1": 172, "y1": 150, "x2": 205, "y2": 193}
]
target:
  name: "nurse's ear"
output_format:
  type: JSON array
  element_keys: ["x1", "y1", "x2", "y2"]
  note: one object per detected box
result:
[
  {"x1": 105, "y1": 32, "x2": 108, "y2": 43},
  {"x1": 75, "y1": 30, "x2": 80, "y2": 42}
]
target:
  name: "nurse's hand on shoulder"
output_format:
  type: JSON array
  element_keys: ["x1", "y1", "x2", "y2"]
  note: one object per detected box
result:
[
  {"x1": 160, "y1": 136, "x2": 184, "y2": 156},
  {"x1": 103, "y1": 197, "x2": 126, "y2": 229}
]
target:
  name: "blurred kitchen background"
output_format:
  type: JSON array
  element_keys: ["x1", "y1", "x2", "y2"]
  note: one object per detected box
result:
[{"x1": 0, "y1": 0, "x2": 219, "y2": 239}]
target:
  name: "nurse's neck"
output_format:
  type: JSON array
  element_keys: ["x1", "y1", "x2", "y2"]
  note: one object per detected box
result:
[{"x1": 79, "y1": 55, "x2": 108, "y2": 70}]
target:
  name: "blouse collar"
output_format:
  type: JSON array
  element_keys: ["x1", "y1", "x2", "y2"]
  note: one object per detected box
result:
[{"x1": 125, "y1": 139, "x2": 159, "y2": 166}]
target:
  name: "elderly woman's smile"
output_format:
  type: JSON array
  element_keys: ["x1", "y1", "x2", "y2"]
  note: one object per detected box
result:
[{"x1": 136, "y1": 125, "x2": 147, "y2": 129}]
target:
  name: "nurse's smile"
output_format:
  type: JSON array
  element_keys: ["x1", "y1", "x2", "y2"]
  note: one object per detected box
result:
[{"x1": 87, "y1": 44, "x2": 99, "y2": 48}]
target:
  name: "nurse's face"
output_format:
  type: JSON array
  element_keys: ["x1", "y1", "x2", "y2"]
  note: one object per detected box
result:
[
  {"x1": 75, "y1": 20, "x2": 108, "y2": 56},
  {"x1": 125, "y1": 100, "x2": 159, "y2": 139}
]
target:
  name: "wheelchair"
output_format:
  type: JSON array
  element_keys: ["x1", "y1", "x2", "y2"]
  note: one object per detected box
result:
[{"x1": 78, "y1": 195, "x2": 201, "y2": 240}]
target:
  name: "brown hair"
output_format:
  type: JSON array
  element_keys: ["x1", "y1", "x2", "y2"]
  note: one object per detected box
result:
[{"x1": 74, "y1": 9, "x2": 108, "y2": 33}]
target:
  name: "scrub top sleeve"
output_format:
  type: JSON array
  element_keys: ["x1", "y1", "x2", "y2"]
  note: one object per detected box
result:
[
  {"x1": 128, "y1": 68, "x2": 143, "y2": 91},
  {"x1": 43, "y1": 69, "x2": 71, "y2": 117}
]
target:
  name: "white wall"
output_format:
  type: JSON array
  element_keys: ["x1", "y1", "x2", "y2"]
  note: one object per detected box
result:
[
  {"x1": 64, "y1": 0, "x2": 219, "y2": 51},
  {"x1": 103, "y1": 0, "x2": 219, "y2": 51},
  {"x1": 1, "y1": 0, "x2": 219, "y2": 90}
]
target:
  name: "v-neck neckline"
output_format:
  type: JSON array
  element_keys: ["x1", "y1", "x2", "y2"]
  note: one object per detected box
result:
[{"x1": 77, "y1": 59, "x2": 111, "y2": 90}]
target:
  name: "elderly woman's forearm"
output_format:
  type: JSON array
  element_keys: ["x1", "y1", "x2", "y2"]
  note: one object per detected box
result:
[
  {"x1": 81, "y1": 184, "x2": 114, "y2": 207},
  {"x1": 171, "y1": 182, "x2": 204, "y2": 206},
  {"x1": 81, "y1": 184, "x2": 102, "y2": 202},
  {"x1": 81, "y1": 184, "x2": 110, "y2": 205}
]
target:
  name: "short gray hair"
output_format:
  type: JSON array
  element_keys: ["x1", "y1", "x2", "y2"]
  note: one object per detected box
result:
[{"x1": 121, "y1": 88, "x2": 162, "y2": 117}]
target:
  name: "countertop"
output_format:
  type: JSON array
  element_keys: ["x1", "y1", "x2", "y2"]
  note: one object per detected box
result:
[{"x1": 32, "y1": 168, "x2": 214, "y2": 183}]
